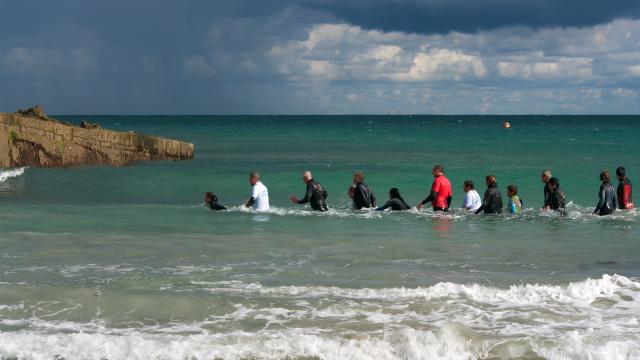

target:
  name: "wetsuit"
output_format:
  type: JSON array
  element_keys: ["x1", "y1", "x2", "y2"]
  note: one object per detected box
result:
[
  {"x1": 594, "y1": 181, "x2": 617, "y2": 216},
  {"x1": 208, "y1": 201, "x2": 227, "y2": 211},
  {"x1": 617, "y1": 177, "x2": 634, "y2": 210},
  {"x1": 376, "y1": 197, "x2": 411, "y2": 211},
  {"x1": 297, "y1": 179, "x2": 329, "y2": 211},
  {"x1": 421, "y1": 175, "x2": 453, "y2": 211},
  {"x1": 543, "y1": 182, "x2": 553, "y2": 209},
  {"x1": 352, "y1": 181, "x2": 376, "y2": 209},
  {"x1": 550, "y1": 187, "x2": 567, "y2": 216},
  {"x1": 475, "y1": 183, "x2": 503, "y2": 214},
  {"x1": 507, "y1": 195, "x2": 522, "y2": 214}
]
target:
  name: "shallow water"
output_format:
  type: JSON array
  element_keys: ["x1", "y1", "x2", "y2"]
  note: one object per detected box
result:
[{"x1": 1, "y1": 116, "x2": 639, "y2": 359}]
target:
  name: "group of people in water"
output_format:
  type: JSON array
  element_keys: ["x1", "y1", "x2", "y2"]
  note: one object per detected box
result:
[{"x1": 205, "y1": 165, "x2": 634, "y2": 216}]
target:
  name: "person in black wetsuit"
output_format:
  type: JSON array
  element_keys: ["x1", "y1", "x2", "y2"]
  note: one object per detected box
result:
[
  {"x1": 541, "y1": 169, "x2": 553, "y2": 210},
  {"x1": 348, "y1": 171, "x2": 376, "y2": 209},
  {"x1": 475, "y1": 175, "x2": 503, "y2": 214},
  {"x1": 289, "y1": 170, "x2": 329, "y2": 211},
  {"x1": 594, "y1": 170, "x2": 617, "y2": 216},
  {"x1": 546, "y1": 177, "x2": 567, "y2": 216},
  {"x1": 204, "y1": 192, "x2": 227, "y2": 211},
  {"x1": 376, "y1": 188, "x2": 411, "y2": 211},
  {"x1": 616, "y1": 166, "x2": 634, "y2": 210}
]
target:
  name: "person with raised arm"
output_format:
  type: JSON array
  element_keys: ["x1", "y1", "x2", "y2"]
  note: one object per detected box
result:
[{"x1": 289, "y1": 170, "x2": 329, "y2": 211}]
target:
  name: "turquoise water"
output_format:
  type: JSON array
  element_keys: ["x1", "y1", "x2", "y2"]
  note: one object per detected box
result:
[{"x1": 1, "y1": 116, "x2": 639, "y2": 359}]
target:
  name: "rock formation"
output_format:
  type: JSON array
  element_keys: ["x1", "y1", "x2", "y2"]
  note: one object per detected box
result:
[{"x1": 0, "y1": 106, "x2": 194, "y2": 168}]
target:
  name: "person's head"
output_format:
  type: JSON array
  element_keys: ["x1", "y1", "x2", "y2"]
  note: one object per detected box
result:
[
  {"x1": 616, "y1": 166, "x2": 626, "y2": 180},
  {"x1": 353, "y1": 171, "x2": 365, "y2": 183},
  {"x1": 463, "y1": 180, "x2": 474, "y2": 192},
  {"x1": 507, "y1": 185, "x2": 518, "y2": 197},
  {"x1": 600, "y1": 170, "x2": 610, "y2": 182},
  {"x1": 389, "y1": 187, "x2": 400, "y2": 199},
  {"x1": 432, "y1": 164, "x2": 444, "y2": 177},
  {"x1": 205, "y1": 192, "x2": 217, "y2": 203},
  {"x1": 249, "y1": 171, "x2": 260, "y2": 185},
  {"x1": 541, "y1": 169, "x2": 552, "y2": 183},
  {"x1": 486, "y1": 175, "x2": 497, "y2": 186},
  {"x1": 547, "y1": 177, "x2": 560, "y2": 190},
  {"x1": 302, "y1": 170, "x2": 313, "y2": 183}
]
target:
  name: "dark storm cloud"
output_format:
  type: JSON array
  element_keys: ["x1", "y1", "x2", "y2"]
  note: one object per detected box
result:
[
  {"x1": 1, "y1": 1, "x2": 640, "y2": 114},
  {"x1": 304, "y1": 0, "x2": 640, "y2": 34}
]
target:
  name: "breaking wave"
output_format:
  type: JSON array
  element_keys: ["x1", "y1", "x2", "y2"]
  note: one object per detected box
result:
[{"x1": 0, "y1": 167, "x2": 26, "y2": 183}]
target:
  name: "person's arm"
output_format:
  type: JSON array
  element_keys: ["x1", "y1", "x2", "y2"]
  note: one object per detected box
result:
[
  {"x1": 557, "y1": 191, "x2": 566, "y2": 209},
  {"x1": 297, "y1": 182, "x2": 313, "y2": 204},
  {"x1": 623, "y1": 183, "x2": 632, "y2": 208},
  {"x1": 421, "y1": 192, "x2": 436, "y2": 206},
  {"x1": 594, "y1": 185, "x2": 605, "y2": 214},
  {"x1": 612, "y1": 189, "x2": 617, "y2": 210},
  {"x1": 543, "y1": 185, "x2": 551, "y2": 210},
  {"x1": 376, "y1": 200, "x2": 391, "y2": 211},
  {"x1": 509, "y1": 199, "x2": 516, "y2": 213},
  {"x1": 370, "y1": 190, "x2": 376, "y2": 207},
  {"x1": 446, "y1": 195, "x2": 452, "y2": 210},
  {"x1": 475, "y1": 190, "x2": 489, "y2": 214},
  {"x1": 462, "y1": 193, "x2": 472, "y2": 210},
  {"x1": 213, "y1": 203, "x2": 227, "y2": 210},
  {"x1": 246, "y1": 185, "x2": 259, "y2": 207}
]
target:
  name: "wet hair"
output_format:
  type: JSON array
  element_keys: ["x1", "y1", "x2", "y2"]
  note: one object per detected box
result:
[
  {"x1": 547, "y1": 177, "x2": 559, "y2": 187},
  {"x1": 433, "y1": 164, "x2": 444, "y2": 173},
  {"x1": 486, "y1": 175, "x2": 497, "y2": 185},
  {"x1": 205, "y1": 192, "x2": 217, "y2": 203},
  {"x1": 616, "y1": 166, "x2": 626, "y2": 178},
  {"x1": 249, "y1": 171, "x2": 260, "y2": 180},
  {"x1": 600, "y1": 170, "x2": 610, "y2": 182},
  {"x1": 389, "y1": 187, "x2": 407, "y2": 204},
  {"x1": 507, "y1": 185, "x2": 518, "y2": 195},
  {"x1": 463, "y1": 180, "x2": 474, "y2": 189}
]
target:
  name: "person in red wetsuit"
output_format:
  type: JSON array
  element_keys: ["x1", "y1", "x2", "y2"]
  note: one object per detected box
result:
[
  {"x1": 616, "y1": 166, "x2": 634, "y2": 210},
  {"x1": 417, "y1": 164, "x2": 453, "y2": 212}
]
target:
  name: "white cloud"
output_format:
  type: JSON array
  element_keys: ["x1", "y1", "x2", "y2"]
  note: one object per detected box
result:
[
  {"x1": 306, "y1": 60, "x2": 342, "y2": 80},
  {"x1": 497, "y1": 56, "x2": 592, "y2": 80},
  {"x1": 612, "y1": 88, "x2": 637, "y2": 98},
  {"x1": 393, "y1": 49, "x2": 487, "y2": 81},
  {"x1": 260, "y1": 18, "x2": 640, "y2": 113},
  {"x1": 304, "y1": 24, "x2": 361, "y2": 50},
  {"x1": 269, "y1": 23, "x2": 485, "y2": 82}
]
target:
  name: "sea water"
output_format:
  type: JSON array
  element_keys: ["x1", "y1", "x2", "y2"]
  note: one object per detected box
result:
[{"x1": 0, "y1": 115, "x2": 639, "y2": 359}]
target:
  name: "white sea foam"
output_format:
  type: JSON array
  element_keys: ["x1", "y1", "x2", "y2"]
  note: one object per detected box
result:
[
  {"x1": 213, "y1": 203, "x2": 639, "y2": 223},
  {"x1": 191, "y1": 274, "x2": 640, "y2": 305},
  {"x1": 0, "y1": 323, "x2": 637, "y2": 360},
  {"x1": 1, "y1": 275, "x2": 639, "y2": 359},
  {"x1": 0, "y1": 167, "x2": 26, "y2": 182}
]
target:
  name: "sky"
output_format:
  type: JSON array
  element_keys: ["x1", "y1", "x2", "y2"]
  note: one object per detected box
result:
[{"x1": 1, "y1": 0, "x2": 640, "y2": 114}]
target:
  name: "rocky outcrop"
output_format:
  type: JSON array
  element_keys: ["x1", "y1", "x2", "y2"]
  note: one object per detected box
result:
[{"x1": 0, "y1": 106, "x2": 194, "y2": 168}]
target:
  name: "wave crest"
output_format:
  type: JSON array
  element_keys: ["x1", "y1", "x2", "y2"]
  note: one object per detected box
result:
[{"x1": 0, "y1": 167, "x2": 27, "y2": 183}]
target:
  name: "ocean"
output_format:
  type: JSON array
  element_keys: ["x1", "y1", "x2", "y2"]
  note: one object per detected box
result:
[{"x1": 1, "y1": 115, "x2": 639, "y2": 359}]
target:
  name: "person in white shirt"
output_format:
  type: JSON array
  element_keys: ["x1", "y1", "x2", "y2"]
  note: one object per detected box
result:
[
  {"x1": 245, "y1": 171, "x2": 269, "y2": 211},
  {"x1": 461, "y1": 180, "x2": 482, "y2": 211}
]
